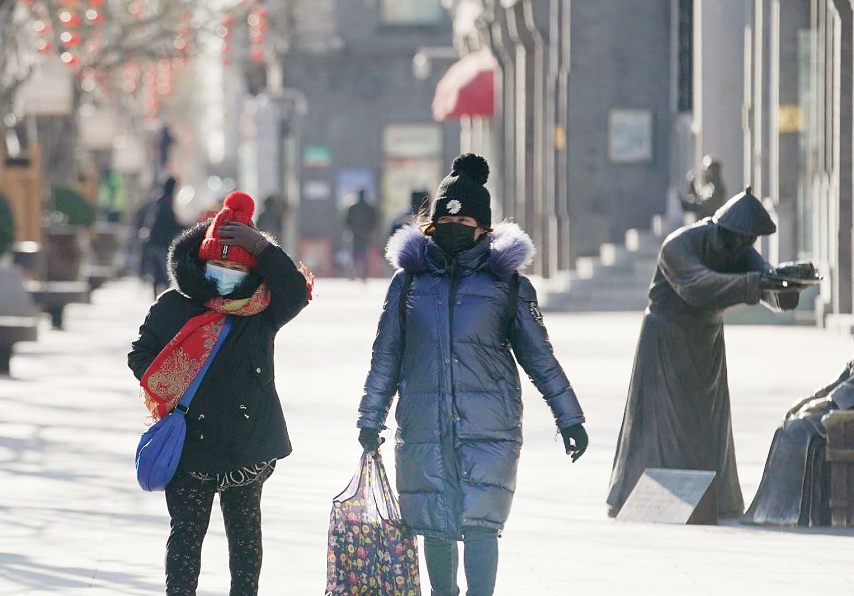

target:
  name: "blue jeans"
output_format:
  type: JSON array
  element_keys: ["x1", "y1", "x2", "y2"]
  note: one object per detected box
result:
[{"x1": 424, "y1": 528, "x2": 499, "y2": 596}]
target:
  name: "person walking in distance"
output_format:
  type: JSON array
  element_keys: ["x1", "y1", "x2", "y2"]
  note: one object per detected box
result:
[
  {"x1": 345, "y1": 189, "x2": 378, "y2": 281},
  {"x1": 144, "y1": 176, "x2": 184, "y2": 298},
  {"x1": 357, "y1": 154, "x2": 589, "y2": 596},
  {"x1": 128, "y1": 191, "x2": 311, "y2": 596}
]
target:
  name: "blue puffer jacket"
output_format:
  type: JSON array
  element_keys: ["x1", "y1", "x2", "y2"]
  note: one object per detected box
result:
[{"x1": 357, "y1": 223, "x2": 585, "y2": 540}]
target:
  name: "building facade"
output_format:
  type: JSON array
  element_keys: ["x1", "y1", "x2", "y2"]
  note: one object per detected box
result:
[
  {"x1": 281, "y1": 0, "x2": 458, "y2": 275},
  {"x1": 447, "y1": 0, "x2": 681, "y2": 277},
  {"x1": 746, "y1": 0, "x2": 854, "y2": 328}
]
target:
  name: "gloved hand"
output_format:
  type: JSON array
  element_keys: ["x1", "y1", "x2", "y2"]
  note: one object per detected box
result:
[
  {"x1": 560, "y1": 424, "x2": 588, "y2": 463},
  {"x1": 758, "y1": 274, "x2": 789, "y2": 292},
  {"x1": 217, "y1": 222, "x2": 270, "y2": 255},
  {"x1": 358, "y1": 427, "x2": 385, "y2": 453}
]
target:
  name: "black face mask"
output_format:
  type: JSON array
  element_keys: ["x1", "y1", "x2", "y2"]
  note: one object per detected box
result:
[{"x1": 432, "y1": 222, "x2": 478, "y2": 256}]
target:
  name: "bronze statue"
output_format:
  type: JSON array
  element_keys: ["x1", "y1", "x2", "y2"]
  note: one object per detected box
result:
[
  {"x1": 683, "y1": 156, "x2": 727, "y2": 220},
  {"x1": 607, "y1": 188, "x2": 805, "y2": 518},
  {"x1": 744, "y1": 355, "x2": 852, "y2": 526}
]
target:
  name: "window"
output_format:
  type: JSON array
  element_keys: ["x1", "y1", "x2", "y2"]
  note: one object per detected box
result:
[
  {"x1": 382, "y1": 124, "x2": 443, "y2": 215},
  {"x1": 382, "y1": 0, "x2": 443, "y2": 24}
]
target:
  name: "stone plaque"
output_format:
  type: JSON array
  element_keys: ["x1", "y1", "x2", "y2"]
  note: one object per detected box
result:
[{"x1": 617, "y1": 468, "x2": 718, "y2": 525}]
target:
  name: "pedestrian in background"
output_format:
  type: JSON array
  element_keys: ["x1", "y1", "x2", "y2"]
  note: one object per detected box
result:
[
  {"x1": 388, "y1": 189, "x2": 428, "y2": 238},
  {"x1": 144, "y1": 176, "x2": 184, "y2": 298},
  {"x1": 128, "y1": 192, "x2": 310, "y2": 596},
  {"x1": 97, "y1": 167, "x2": 128, "y2": 223},
  {"x1": 344, "y1": 189, "x2": 378, "y2": 281},
  {"x1": 357, "y1": 154, "x2": 589, "y2": 596},
  {"x1": 256, "y1": 194, "x2": 287, "y2": 240}
]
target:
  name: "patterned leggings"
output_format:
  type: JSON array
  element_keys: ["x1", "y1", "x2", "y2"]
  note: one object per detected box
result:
[{"x1": 164, "y1": 471, "x2": 265, "y2": 596}]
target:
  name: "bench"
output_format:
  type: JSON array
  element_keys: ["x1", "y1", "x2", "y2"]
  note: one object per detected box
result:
[
  {"x1": 24, "y1": 280, "x2": 90, "y2": 330},
  {"x1": 823, "y1": 410, "x2": 854, "y2": 527},
  {"x1": 0, "y1": 316, "x2": 38, "y2": 374}
]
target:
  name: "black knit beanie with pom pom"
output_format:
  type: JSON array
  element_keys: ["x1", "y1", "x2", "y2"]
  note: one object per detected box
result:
[{"x1": 430, "y1": 153, "x2": 491, "y2": 228}]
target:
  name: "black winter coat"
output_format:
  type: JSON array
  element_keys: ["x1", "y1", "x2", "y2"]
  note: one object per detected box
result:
[
  {"x1": 358, "y1": 223, "x2": 584, "y2": 540},
  {"x1": 128, "y1": 221, "x2": 309, "y2": 473}
]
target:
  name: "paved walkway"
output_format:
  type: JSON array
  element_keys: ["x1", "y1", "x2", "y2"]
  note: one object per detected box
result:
[{"x1": 1, "y1": 278, "x2": 852, "y2": 595}]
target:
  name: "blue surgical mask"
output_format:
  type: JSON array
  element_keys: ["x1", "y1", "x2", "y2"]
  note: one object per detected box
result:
[{"x1": 205, "y1": 263, "x2": 248, "y2": 296}]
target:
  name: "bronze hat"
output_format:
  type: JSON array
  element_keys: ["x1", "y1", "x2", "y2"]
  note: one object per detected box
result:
[{"x1": 712, "y1": 187, "x2": 777, "y2": 236}]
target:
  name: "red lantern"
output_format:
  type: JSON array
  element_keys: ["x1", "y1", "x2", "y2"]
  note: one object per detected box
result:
[
  {"x1": 59, "y1": 10, "x2": 82, "y2": 28},
  {"x1": 60, "y1": 52, "x2": 79, "y2": 66},
  {"x1": 60, "y1": 31, "x2": 82, "y2": 47},
  {"x1": 85, "y1": 9, "x2": 104, "y2": 23}
]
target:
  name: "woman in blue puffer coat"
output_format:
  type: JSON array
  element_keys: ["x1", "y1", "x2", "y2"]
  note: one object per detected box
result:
[{"x1": 356, "y1": 154, "x2": 589, "y2": 596}]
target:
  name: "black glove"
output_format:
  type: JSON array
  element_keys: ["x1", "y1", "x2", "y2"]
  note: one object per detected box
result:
[
  {"x1": 560, "y1": 424, "x2": 588, "y2": 463},
  {"x1": 217, "y1": 221, "x2": 270, "y2": 255},
  {"x1": 758, "y1": 274, "x2": 789, "y2": 292},
  {"x1": 358, "y1": 427, "x2": 385, "y2": 453}
]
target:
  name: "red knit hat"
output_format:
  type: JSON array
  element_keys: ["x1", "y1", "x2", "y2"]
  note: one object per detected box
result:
[{"x1": 198, "y1": 191, "x2": 259, "y2": 269}]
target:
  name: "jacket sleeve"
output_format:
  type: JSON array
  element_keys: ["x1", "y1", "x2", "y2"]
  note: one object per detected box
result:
[
  {"x1": 256, "y1": 243, "x2": 310, "y2": 330},
  {"x1": 357, "y1": 271, "x2": 407, "y2": 429},
  {"x1": 509, "y1": 276, "x2": 585, "y2": 430},
  {"x1": 829, "y1": 361, "x2": 854, "y2": 410},
  {"x1": 128, "y1": 299, "x2": 170, "y2": 381},
  {"x1": 658, "y1": 233, "x2": 762, "y2": 309}
]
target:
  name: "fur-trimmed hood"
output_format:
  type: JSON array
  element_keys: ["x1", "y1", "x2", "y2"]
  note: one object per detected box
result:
[
  {"x1": 167, "y1": 219, "x2": 275, "y2": 302},
  {"x1": 385, "y1": 221, "x2": 536, "y2": 279}
]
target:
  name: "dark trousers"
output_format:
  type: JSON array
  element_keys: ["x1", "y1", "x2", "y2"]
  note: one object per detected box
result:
[
  {"x1": 164, "y1": 472, "x2": 265, "y2": 596},
  {"x1": 424, "y1": 528, "x2": 499, "y2": 596}
]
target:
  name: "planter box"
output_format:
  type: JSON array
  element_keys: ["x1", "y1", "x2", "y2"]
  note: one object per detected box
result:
[{"x1": 45, "y1": 227, "x2": 88, "y2": 282}]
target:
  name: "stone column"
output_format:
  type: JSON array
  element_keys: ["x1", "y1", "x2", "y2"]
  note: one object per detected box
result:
[
  {"x1": 773, "y1": 0, "x2": 811, "y2": 262},
  {"x1": 834, "y1": 0, "x2": 853, "y2": 314},
  {"x1": 556, "y1": 0, "x2": 572, "y2": 272},
  {"x1": 492, "y1": 4, "x2": 518, "y2": 222}
]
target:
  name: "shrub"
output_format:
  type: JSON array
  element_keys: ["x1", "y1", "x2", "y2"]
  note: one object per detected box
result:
[
  {"x1": 0, "y1": 192, "x2": 14, "y2": 257},
  {"x1": 52, "y1": 183, "x2": 96, "y2": 227}
]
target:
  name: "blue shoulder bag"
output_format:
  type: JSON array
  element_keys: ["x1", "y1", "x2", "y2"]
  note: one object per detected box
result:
[{"x1": 135, "y1": 316, "x2": 233, "y2": 491}]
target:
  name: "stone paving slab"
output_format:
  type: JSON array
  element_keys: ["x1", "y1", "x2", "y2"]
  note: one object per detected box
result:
[{"x1": 1, "y1": 278, "x2": 852, "y2": 595}]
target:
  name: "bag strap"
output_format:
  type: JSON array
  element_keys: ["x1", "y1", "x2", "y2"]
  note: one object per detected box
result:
[
  {"x1": 175, "y1": 315, "x2": 233, "y2": 414},
  {"x1": 504, "y1": 272, "x2": 520, "y2": 338},
  {"x1": 399, "y1": 272, "x2": 413, "y2": 321}
]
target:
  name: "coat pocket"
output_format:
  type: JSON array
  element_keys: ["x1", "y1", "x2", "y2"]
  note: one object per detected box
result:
[
  {"x1": 499, "y1": 380, "x2": 523, "y2": 428},
  {"x1": 249, "y1": 351, "x2": 274, "y2": 389},
  {"x1": 185, "y1": 410, "x2": 215, "y2": 445}
]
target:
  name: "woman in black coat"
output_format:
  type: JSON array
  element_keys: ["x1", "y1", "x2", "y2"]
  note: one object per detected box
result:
[
  {"x1": 357, "y1": 155, "x2": 589, "y2": 596},
  {"x1": 128, "y1": 192, "x2": 309, "y2": 596}
]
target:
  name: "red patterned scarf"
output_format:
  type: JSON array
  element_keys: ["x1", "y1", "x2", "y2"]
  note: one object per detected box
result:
[{"x1": 141, "y1": 284, "x2": 271, "y2": 421}]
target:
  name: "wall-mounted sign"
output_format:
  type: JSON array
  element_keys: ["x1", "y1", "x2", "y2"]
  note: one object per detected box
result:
[
  {"x1": 609, "y1": 109, "x2": 653, "y2": 163},
  {"x1": 303, "y1": 145, "x2": 332, "y2": 168},
  {"x1": 778, "y1": 105, "x2": 801, "y2": 133},
  {"x1": 303, "y1": 180, "x2": 332, "y2": 200},
  {"x1": 336, "y1": 168, "x2": 375, "y2": 207},
  {"x1": 79, "y1": 105, "x2": 118, "y2": 150},
  {"x1": 14, "y1": 56, "x2": 73, "y2": 116}
]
